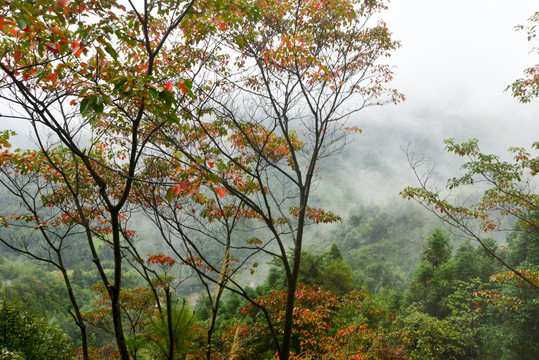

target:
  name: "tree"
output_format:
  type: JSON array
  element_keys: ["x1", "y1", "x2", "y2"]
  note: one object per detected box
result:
[
  {"x1": 405, "y1": 229, "x2": 454, "y2": 318},
  {"x1": 421, "y1": 228, "x2": 451, "y2": 268},
  {"x1": 145, "y1": 0, "x2": 402, "y2": 358},
  {"x1": 260, "y1": 246, "x2": 356, "y2": 296},
  {"x1": 508, "y1": 11, "x2": 539, "y2": 103},
  {"x1": 0, "y1": 1, "x2": 401, "y2": 358},
  {"x1": 87, "y1": 282, "x2": 194, "y2": 360},
  {"x1": 0, "y1": 1, "x2": 208, "y2": 358},
  {"x1": 402, "y1": 138, "x2": 539, "y2": 289},
  {"x1": 396, "y1": 306, "x2": 478, "y2": 360},
  {"x1": 452, "y1": 240, "x2": 479, "y2": 282},
  {"x1": 505, "y1": 211, "x2": 539, "y2": 268},
  {"x1": 237, "y1": 285, "x2": 400, "y2": 359},
  {"x1": 0, "y1": 136, "x2": 92, "y2": 356},
  {"x1": 0, "y1": 295, "x2": 73, "y2": 360},
  {"x1": 475, "y1": 215, "x2": 539, "y2": 359}
]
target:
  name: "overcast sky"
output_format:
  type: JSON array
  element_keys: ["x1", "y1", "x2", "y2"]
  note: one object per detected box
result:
[
  {"x1": 322, "y1": 0, "x2": 539, "y2": 206},
  {"x1": 370, "y1": 0, "x2": 539, "y2": 149},
  {"x1": 2, "y1": 0, "x2": 538, "y2": 205},
  {"x1": 4, "y1": 1, "x2": 537, "y2": 148}
]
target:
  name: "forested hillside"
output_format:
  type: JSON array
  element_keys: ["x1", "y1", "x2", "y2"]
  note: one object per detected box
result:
[
  {"x1": 0, "y1": 0, "x2": 538, "y2": 359},
  {"x1": 2, "y1": 198, "x2": 538, "y2": 359}
]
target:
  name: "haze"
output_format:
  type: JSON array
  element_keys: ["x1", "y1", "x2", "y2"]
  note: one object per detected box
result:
[
  {"x1": 2, "y1": 0, "x2": 538, "y2": 207},
  {"x1": 321, "y1": 0, "x2": 539, "y2": 207}
]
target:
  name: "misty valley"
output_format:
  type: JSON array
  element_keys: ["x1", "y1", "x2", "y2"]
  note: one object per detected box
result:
[{"x1": 0, "y1": 0, "x2": 538, "y2": 359}]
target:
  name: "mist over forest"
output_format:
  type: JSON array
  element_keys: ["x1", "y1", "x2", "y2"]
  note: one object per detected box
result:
[{"x1": 0, "y1": 0, "x2": 538, "y2": 359}]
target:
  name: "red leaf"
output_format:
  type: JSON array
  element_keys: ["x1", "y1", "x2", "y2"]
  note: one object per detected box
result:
[
  {"x1": 179, "y1": 83, "x2": 188, "y2": 94},
  {"x1": 0, "y1": 17, "x2": 15, "y2": 29},
  {"x1": 174, "y1": 181, "x2": 188, "y2": 195},
  {"x1": 71, "y1": 41, "x2": 81, "y2": 56},
  {"x1": 166, "y1": 82, "x2": 174, "y2": 91},
  {"x1": 48, "y1": 72, "x2": 58, "y2": 82},
  {"x1": 13, "y1": 50, "x2": 21, "y2": 62},
  {"x1": 173, "y1": 185, "x2": 182, "y2": 195},
  {"x1": 217, "y1": 187, "x2": 225, "y2": 198}
]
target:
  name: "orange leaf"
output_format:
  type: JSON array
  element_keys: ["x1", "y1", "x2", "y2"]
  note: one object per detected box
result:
[
  {"x1": 13, "y1": 50, "x2": 21, "y2": 62},
  {"x1": 51, "y1": 27, "x2": 65, "y2": 38},
  {"x1": 0, "y1": 17, "x2": 15, "y2": 29},
  {"x1": 217, "y1": 187, "x2": 225, "y2": 198},
  {"x1": 74, "y1": 4, "x2": 87, "y2": 13},
  {"x1": 71, "y1": 41, "x2": 83, "y2": 57},
  {"x1": 56, "y1": 0, "x2": 70, "y2": 8},
  {"x1": 48, "y1": 72, "x2": 58, "y2": 82}
]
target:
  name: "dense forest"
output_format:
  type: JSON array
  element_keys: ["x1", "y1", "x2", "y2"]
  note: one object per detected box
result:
[
  {"x1": 0, "y1": 0, "x2": 538, "y2": 359},
  {"x1": 1, "y1": 199, "x2": 538, "y2": 359}
]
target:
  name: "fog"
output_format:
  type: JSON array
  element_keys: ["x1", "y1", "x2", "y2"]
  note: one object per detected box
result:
[
  {"x1": 315, "y1": 0, "x2": 539, "y2": 210},
  {"x1": 2, "y1": 0, "x2": 538, "y2": 210}
]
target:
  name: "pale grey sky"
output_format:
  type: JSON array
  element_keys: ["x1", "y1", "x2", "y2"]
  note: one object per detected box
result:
[
  {"x1": 323, "y1": 0, "x2": 539, "y2": 205},
  {"x1": 2, "y1": 1, "x2": 538, "y2": 204},
  {"x1": 373, "y1": 0, "x2": 539, "y2": 149}
]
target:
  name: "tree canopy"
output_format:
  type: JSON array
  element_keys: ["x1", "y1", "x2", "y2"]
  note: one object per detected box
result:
[{"x1": 0, "y1": 0, "x2": 401, "y2": 359}]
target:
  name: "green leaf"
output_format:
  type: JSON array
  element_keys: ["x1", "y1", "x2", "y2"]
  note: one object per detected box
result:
[
  {"x1": 216, "y1": 161, "x2": 228, "y2": 173},
  {"x1": 159, "y1": 90, "x2": 175, "y2": 106},
  {"x1": 148, "y1": 88, "x2": 158, "y2": 99},
  {"x1": 112, "y1": 77, "x2": 128, "y2": 93},
  {"x1": 92, "y1": 101, "x2": 104, "y2": 114},
  {"x1": 165, "y1": 187, "x2": 175, "y2": 202},
  {"x1": 16, "y1": 17, "x2": 27, "y2": 30},
  {"x1": 80, "y1": 98, "x2": 91, "y2": 115},
  {"x1": 105, "y1": 44, "x2": 118, "y2": 61}
]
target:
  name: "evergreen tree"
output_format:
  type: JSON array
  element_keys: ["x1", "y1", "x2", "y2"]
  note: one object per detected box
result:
[
  {"x1": 406, "y1": 228, "x2": 454, "y2": 318},
  {"x1": 421, "y1": 228, "x2": 452, "y2": 267}
]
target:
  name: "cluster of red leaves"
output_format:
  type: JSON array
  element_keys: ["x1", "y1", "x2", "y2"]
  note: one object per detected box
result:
[
  {"x1": 182, "y1": 256, "x2": 226, "y2": 273},
  {"x1": 490, "y1": 269, "x2": 539, "y2": 288},
  {"x1": 73, "y1": 344, "x2": 119, "y2": 360},
  {"x1": 85, "y1": 284, "x2": 159, "y2": 333},
  {"x1": 228, "y1": 124, "x2": 303, "y2": 167},
  {"x1": 147, "y1": 253, "x2": 176, "y2": 266},
  {"x1": 236, "y1": 285, "x2": 400, "y2": 359},
  {"x1": 474, "y1": 289, "x2": 523, "y2": 312},
  {"x1": 472, "y1": 269, "x2": 539, "y2": 312},
  {"x1": 200, "y1": 203, "x2": 262, "y2": 222}
]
